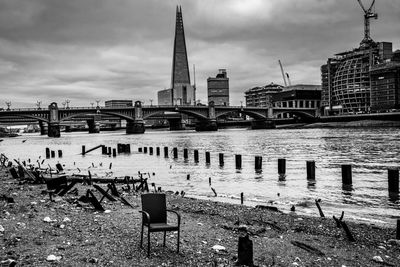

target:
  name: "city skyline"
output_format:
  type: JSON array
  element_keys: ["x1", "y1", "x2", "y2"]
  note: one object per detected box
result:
[{"x1": 0, "y1": 0, "x2": 399, "y2": 108}]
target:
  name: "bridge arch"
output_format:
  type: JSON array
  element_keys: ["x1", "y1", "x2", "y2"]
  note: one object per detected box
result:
[
  {"x1": 143, "y1": 109, "x2": 208, "y2": 120},
  {"x1": 273, "y1": 110, "x2": 316, "y2": 120},
  {"x1": 231, "y1": 110, "x2": 267, "y2": 120},
  {"x1": 0, "y1": 114, "x2": 49, "y2": 123},
  {"x1": 60, "y1": 111, "x2": 134, "y2": 122}
]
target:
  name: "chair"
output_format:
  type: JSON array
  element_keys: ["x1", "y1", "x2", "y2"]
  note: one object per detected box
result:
[{"x1": 139, "y1": 193, "x2": 181, "y2": 256}]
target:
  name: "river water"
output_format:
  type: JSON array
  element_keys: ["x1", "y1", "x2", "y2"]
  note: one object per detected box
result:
[{"x1": 1, "y1": 127, "x2": 399, "y2": 227}]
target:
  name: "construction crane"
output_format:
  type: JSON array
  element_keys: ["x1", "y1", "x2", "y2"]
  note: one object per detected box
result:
[
  {"x1": 278, "y1": 60, "x2": 287, "y2": 87},
  {"x1": 356, "y1": 0, "x2": 378, "y2": 47},
  {"x1": 286, "y1": 73, "x2": 292, "y2": 86}
]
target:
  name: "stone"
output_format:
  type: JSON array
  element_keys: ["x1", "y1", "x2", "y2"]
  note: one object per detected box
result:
[
  {"x1": 372, "y1": 256, "x2": 383, "y2": 263},
  {"x1": 212, "y1": 245, "x2": 226, "y2": 252},
  {"x1": 46, "y1": 255, "x2": 61, "y2": 261},
  {"x1": 0, "y1": 225, "x2": 4, "y2": 232}
]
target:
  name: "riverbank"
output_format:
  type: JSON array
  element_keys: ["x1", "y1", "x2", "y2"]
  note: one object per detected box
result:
[
  {"x1": 1, "y1": 168, "x2": 399, "y2": 266},
  {"x1": 277, "y1": 119, "x2": 400, "y2": 129}
]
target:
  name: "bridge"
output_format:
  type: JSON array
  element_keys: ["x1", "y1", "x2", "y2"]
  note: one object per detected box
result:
[{"x1": 0, "y1": 101, "x2": 320, "y2": 137}]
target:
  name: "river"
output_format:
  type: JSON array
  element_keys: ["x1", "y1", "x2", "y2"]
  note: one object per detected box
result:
[{"x1": 1, "y1": 127, "x2": 399, "y2": 227}]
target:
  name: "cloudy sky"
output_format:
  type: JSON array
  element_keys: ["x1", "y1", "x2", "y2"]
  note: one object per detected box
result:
[{"x1": 0, "y1": 0, "x2": 399, "y2": 108}]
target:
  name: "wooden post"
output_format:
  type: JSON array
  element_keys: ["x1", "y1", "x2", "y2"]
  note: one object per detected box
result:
[
  {"x1": 156, "y1": 147, "x2": 160, "y2": 156},
  {"x1": 209, "y1": 177, "x2": 212, "y2": 186},
  {"x1": 138, "y1": 147, "x2": 142, "y2": 153},
  {"x1": 255, "y1": 156, "x2": 262, "y2": 171},
  {"x1": 58, "y1": 150, "x2": 63, "y2": 158},
  {"x1": 164, "y1": 147, "x2": 168, "y2": 158},
  {"x1": 219, "y1": 153, "x2": 224, "y2": 167},
  {"x1": 125, "y1": 144, "x2": 131, "y2": 153},
  {"x1": 235, "y1": 155, "x2": 242, "y2": 169},
  {"x1": 187, "y1": 174, "x2": 190, "y2": 180},
  {"x1": 143, "y1": 147, "x2": 147, "y2": 154},
  {"x1": 397, "y1": 219, "x2": 400, "y2": 240},
  {"x1": 388, "y1": 168, "x2": 399, "y2": 195},
  {"x1": 205, "y1": 152, "x2": 210, "y2": 164},
  {"x1": 45, "y1": 147, "x2": 50, "y2": 159},
  {"x1": 112, "y1": 148, "x2": 117, "y2": 157},
  {"x1": 307, "y1": 161, "x2": 316, "y2": 180},
  {"x1": 194, "y1": 150, "x2": 199, "y2": 163},
  {"x1": 117, "y1": 144, "x2": 122, "y2": 153},
  {"x1": 341, "y1": 165, "x2": 352, "y2": 185},
  {"x1": 183, "y1": 149, "x2": 188, "y2": 160},
  {"x1": 237, "y1": 234, "x2": 253, "y2": 267},
  {"x1": 149, "y1": 147, "x2": 153, "y2": 155},
  {"x1": 102, "y1": 145, "x2": 107, "y2": 154},
  {"x1": 173, "y1": 148, "x2": 178, "y2": 159},
  {"x1": 107, "y1": 147, "x2": 112, "y2": 155},
  {"x1": 278, "y1": 158, "x2": 286, "y2": 175},
  {"x1": 51, "y1": 150, "x2": 55, "y2": 158},
  {"x1": 240, "y1": 192, "x2": 244, "y2": 204},
  {"x1": 82, "y1": 145, "x2": 86, "y2": 155}
]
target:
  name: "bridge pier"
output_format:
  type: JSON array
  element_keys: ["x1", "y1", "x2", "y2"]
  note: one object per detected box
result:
[
  {"x1": 168, "y1": 118, "x2": 186, "y2": 131},
  {"x1": 39, "y1": 121, "x2": 48, "y2": 135},
  {"x1": 126, "y1": 120, "x2": 145, "y2": 134},
  {"x1": 251, "y1": 119, "x2": 276, "y2": 130},
  {"x1": 87, "y1": 119, "x2": 100, "y2": 134},
  {"x1": 65, "y1": 126, "x2": 72, "y2": 132},
  {"x1": 48, "y1": 123, "x2": 60, "y2": 137},
  {"x1": 195, "y1": 119, "x2": 218, "y2": 131}
]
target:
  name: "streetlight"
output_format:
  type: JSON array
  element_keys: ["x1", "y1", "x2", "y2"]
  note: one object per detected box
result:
[
  {"x1": 90, "y1": 102, "x2": 94, "y2": 108},
  {"x1": 62, "y1": 101, "x2": 66, "y2": 109},
  {"x1": 65, "y1": 99, "x2": 70, "y2": 109},
  {"x1": 149, "y1": 99, "x2": 153, "y2": 106},
  {"x1": 5, "y1": 101, "x2": 11, "y2": 111},
  {"x1": 95, "y1": 99, "x2": 100, "y2": 108},
  {"x1": 36, "y1": 100, "x2": 42, "y2": 110}
]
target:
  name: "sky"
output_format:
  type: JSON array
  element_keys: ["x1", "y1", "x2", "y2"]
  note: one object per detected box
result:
[{"x1": 0, "y1": 0, "x2": 399, "y2": 108}]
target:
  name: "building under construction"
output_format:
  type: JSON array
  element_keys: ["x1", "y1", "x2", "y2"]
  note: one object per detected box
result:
[{"x1": 321, "y1": 0, "x2": 400, "y2": 115}]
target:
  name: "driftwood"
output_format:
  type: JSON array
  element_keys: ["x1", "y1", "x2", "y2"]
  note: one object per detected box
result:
[
  {"x1": 255, "y1": 205, "x2": 280, "y2": 212},
  {"x1": 315, "y1": 199, "x2": 325, "y2": 217},
  {"x1": 86, "y1": 189, "x2": 105, "y2": 211},
  {"x1": 333, "y1": 211, "x2": 345, "y2": 228},
  {"x1": 340, "y1": 221, "x2": 356, "y2": 242},
  {"x1": 291, "y1": 240, "x2": 325, "y2": 256},
  {"x1": 93, "y1": 184, "x2": 117, "y2": 202},
  {"x1": 211, "y1": 187, "x2": 217, "y2": 197}
]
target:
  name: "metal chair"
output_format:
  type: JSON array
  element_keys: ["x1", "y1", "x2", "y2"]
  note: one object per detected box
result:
[{"x1": 139, "y1": 193, "x2": 181, "y2": 256}]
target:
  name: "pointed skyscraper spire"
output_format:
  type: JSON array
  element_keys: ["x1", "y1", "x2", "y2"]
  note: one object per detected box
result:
[{"x1": 171, "y1": 5, "x2": 193, "y2": 105}]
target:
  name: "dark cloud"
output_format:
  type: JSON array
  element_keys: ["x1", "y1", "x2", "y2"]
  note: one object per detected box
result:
[{"x1": 0, "y1": 0, "x2": 399, "y2": 107}]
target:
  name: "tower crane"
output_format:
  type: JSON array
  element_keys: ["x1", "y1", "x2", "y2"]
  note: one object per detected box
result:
[
  {"x1": 278, "y1": 60, "x2": 287, "y2": 87},
  {"x1": 356, "y1": 0, "x2": 378, "y2": 47}
]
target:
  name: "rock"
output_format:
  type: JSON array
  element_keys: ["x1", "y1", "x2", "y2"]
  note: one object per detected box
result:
[
  {"x1": 104, "y1": 210, "x2": 111, "y2": 214},
  {"x1": 46, "y1": 255, "x2": 62, "y2": 262},
  {"x1": 89, "y1": 258, "x2": 98, "y2": 263},
  {"x1": 212, "y1": 245, "x2": 226, "y2": 252},
  {"x1": 43, "y1": 217, "x2": 55, "y2": 223},
  {"x1": 372, "y1": 256, "x2": 383, "y2": 263},
  {"x1": 63, "y1": 217, "x2": 71, "y2": 222},
  {"x1": 0, "y1": 225, "x2": 4, "y2": 233}
]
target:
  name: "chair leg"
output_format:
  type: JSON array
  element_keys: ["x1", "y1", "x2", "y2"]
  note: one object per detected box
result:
[
  {"x1": 140, "y1": 224, "x2": 144, "y2": 248},
  {"x1": 163, "y1": 231, "x2": 166, "y2": 247},
  {"x1": 177, "y1": 229, "x2": 180, "y2": 253},
  {"x1": 147, "y1": 229, "x2": 150, "y2": 257}
]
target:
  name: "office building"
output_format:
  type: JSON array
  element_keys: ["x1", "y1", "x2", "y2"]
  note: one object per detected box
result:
[{"x1": 207, "y1": 69, "x2": 229, "y2": 106}]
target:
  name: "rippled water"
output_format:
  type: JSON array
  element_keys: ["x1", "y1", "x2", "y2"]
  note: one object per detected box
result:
[{"x1": 1, "y1": 127, "x2": 399, "y2": 226}]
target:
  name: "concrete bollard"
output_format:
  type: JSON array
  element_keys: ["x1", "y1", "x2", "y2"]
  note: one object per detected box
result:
[
  {"x1": 156, "y1": 147, "x2": 160, "y2": 156},
  {"x1": 82, "y1": 145, "x2": 86, "y2": 155},
  {"x1": 341, "y1": 164, "x2": 352, "y2": 185},
  {"x1": 240, "y1": 192, "x2": 244, "y2": 204},
  {"x1": 138, "y1": 147, "x2": 142, "y2": 153},
  {"x1": 235, "y1": 155, "x2": 242, "y2": 169},
  {"x1": 45, "y1": 147, "x2": 50, "y2": 159},
  {"x1": 112, "y1": 148, "x2": 117, "y2": 157},
  {"x1": 51, "y1": 150, "x2": 55, "y2": 158},
  {"x1": 205, "y1": 152, "x2": 210, "y2": 164},
  {"x1": 306, "y1": 161, "x2": 316, "y2": 180},
  {"x1": 278, "y1": 158, "x2": 286, "y2": 175},
  {"x1": 255, "y1": 156, "x2": 262, "y2": 171},
  {"x1": 149, "y1": 147, "x2": 153, "y2": 155},
  {"x1": 143, "y1": 147, "x2": 148, "y2": 154},
  {"x1": 219, "y1": 153, "x2": 224, "y2": 167},
  {"x1": 173, "y1": 148, "x2": 178, "y2": 159},
  {"x1": 194, "y1": 150, "x2": 199, "y2": 163},
  {"x1": 388, "y1": 168, "x2": 399, "y2": 195},
  {"x1": 183, "y1": 149, "x2": 188, "y2": 160},
  {"x1": 58, "y1": 150, "x2": 63, "y2": 158},
  {"x1": 164, "y1": 147, "x2": 168, "y2": 158}
]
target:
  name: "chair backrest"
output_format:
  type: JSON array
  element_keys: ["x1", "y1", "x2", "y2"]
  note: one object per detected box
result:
[{"x1": 141, "y1": 193, "x2": 167, "y2": 224}]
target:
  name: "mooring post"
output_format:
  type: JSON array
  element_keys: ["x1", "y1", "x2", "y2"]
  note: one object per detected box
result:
[
  {"x1": 45, "y1": 147, "x2": 50, "y2": 159},
  {"x1": 143, "y1": 147, "x2": 148, "y2": 154},
  {"x1": 255, "y1": 156, "x2": 262, "y2": 171},
  {"x1": 58, "y1": 150, "x2": 63, "y2": 158},
  {"x1": 240, "y1": 192, "x2": 244, "y2": 204},
  {"x1": 173, "y1": 148, "x2": 178, "y2": 159},
  {"x1": 307, "y1": 161, "x2": 316, "y2": 180},
  {"x1": 101, "y1": 145, "x2": 107, "y2": 154},
  {"x1": 149, "y1": 147, "x2": 153, "y2": 155},
  {"x1": 51, "y1": 150, "x2": 55, "y2": 158},
  {"x1": 164, "y1": 147, "x2": 168, "y2": 158},
  {"x1": 194, "y1": 150, "x2": 199, "y2": 163},
  {"x1": 117, "y1": 144, "x2": 122, "y2": 153},
  {"x1": 219, "y1": 153, "x2": 224, "y2": 167},
  {"x1": 107, "y1": 147, "x2": 112, "y2": 155},
  {"x1": 156, "y1": 147, "x2": 160, "y2": 156},
  {"x1": 341, "y1": 164, "x2": 352, "y2": 185},
  {"x1": 209, "y1": 177, "x2": 212, "y2": 186},
  {"x1": 138, "y1": 147, "x2": 142, "y2": 153},
  {"x1": 278, "y1": 158, "x2": 286, "y2": 175},
  {"x1": 112, "y1": 148, "x2": 117, "y2": 157},
  {"x1": 397, "y1": 219, "x2": 400, "y2": 240},
  {"x1": 388, "y1": 168, "x2": 399, "y2": 195},
  {"x1": 183, "y1": 148, "x2": 188, "y2": 160},
  {"x1": 235, "y1": 155, "x2": 242, "y2": 169},
  {"x1": 82, "y1": 145, "x2": 86, "y2": 155},
  {"x1": 126, "y1": 144, "x2": 131, "y2": 153},
  {"x1": 205, "y1": 152, "x2": 210, "y2": 164}
]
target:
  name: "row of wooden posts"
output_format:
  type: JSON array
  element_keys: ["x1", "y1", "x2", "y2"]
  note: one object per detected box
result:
[
  {"x1": 137, "y1": 146, "x2": 399, "y2": 196},
  {"x1": 45, "y1": 147, "x2": 63, "y2": 159}
]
